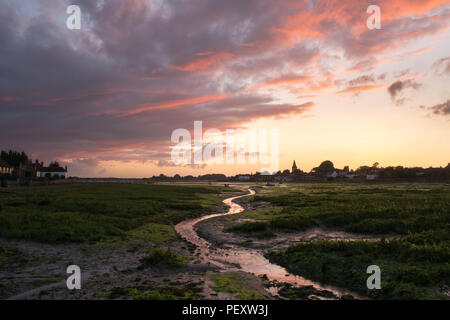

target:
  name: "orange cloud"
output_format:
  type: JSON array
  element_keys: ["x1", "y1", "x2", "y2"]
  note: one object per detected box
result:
[
  {"x1": 171, "y1": 52, "x2": 233, "y2": 71},
  {"x1": 402, "y1": 47, "x2": 433, "y2": 57},
  {"x1": 336, "y1": 83, "x2": 386, "y2": 94},
  {"x1": 1, "y1": 96, "x2": 19, "y2": 102},
  {"x1": 272, "y1": 0, "x2": 449, "y2": 57},
  {"x1": 118, "y1": 93, "x2": 229, "y2": 117},
  {"x1": 252, "y1": 75, "x2": 312, "y2": 90},
  {"x1": 291, "y1": 83, "x2": 334, "y2": 94},
  {"x1": 382, "y1": 0, "x2": 450, "y2": 20}
]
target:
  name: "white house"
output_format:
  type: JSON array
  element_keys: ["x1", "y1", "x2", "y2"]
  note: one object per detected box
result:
[
  {"x1": 38, "y1": 166, "x2": 68, "y2": 178},
  {"x1": 327, "y1": 171, "x2": 338, "y2": 178}
]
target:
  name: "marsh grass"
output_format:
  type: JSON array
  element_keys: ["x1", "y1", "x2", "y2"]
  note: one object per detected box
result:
[
  {"x1": 126, "y1": 223, "x2": 178, "y2": 242},
  {"x1": 225, "y1": 222, "x2": 274, "y2": 238},
  {"x1": 258, "y1": 183, "x2": 450, "y2": 299},
  {"x1": 211, "y1": 272, "x2": 266, "y2": 299},
  {"x1": 267, "y1": 237, "x2": 450, "y2": 299},
  {"x1": 228, "y1": 183, "x2": 450, "y2": 236},
  {"x1": 139, "y1": 248, "x2": 188, "y2": 268},
  {"x1": 32, "y1": 278, "x2": 61, "y2": 287},
  {"x1": 0, "y1": 243, "x2": 28, "y2": 273},
  {"x1": 0, "y1": 183, "x2": 234, "y2": 243},
  {"x1": 94, "y1": 283, "x2": 202, "y2": 300}
]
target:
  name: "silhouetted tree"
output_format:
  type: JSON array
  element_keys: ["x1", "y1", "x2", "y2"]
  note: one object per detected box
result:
[
  {"x1": 356, "y1": 165, "x2": 371, "y2": 175},
  {"x1": 0, "y1": 149, "x2": 29, "y2": 168},
  {"x1": 313, "y1": 160, "x2": 335, "y2": 176},
  {"x1": 49, "y1": 161, "x2": 60, "y2": 168}
]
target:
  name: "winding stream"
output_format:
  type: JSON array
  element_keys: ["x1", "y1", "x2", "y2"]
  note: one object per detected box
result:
[{"x1": 175, "y1": 187, "x2": 365, "y2": 299}]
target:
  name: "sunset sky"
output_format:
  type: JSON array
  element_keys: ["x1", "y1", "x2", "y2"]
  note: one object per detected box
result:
[{"x1": 1, "y1": 0, "x2": 449, "y2": 177}]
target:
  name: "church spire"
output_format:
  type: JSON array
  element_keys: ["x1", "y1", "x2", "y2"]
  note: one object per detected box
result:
[{"x1": 292, "y1": 160, "x2": 298, "y2": 173}]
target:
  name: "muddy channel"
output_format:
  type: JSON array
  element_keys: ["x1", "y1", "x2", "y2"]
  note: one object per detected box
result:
[{"x1": 175, "y1": 187, "x2": 377, "y2": 299}]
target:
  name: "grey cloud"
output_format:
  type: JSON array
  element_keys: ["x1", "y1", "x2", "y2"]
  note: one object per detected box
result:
[
  {"x1": 387, "y1": 79, "x2": 422, "y2": 101},
  {"x1": 433, "y1": 57, "x2": 450, "y2": 75},
  {"x1": 428, "y1": 99, "x2": 450, "y2": 116}
]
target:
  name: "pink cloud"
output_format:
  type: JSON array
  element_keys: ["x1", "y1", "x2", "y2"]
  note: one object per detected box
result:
[{"x1": 336, "y1": 83, "x2": 386, "y2": 94}]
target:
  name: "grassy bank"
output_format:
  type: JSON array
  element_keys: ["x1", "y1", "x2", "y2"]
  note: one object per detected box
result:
[
  {"x1": 244, "y1": 183, "x2": 450, "y2": 299},
  {"x1": 140, "y1": 248, "x2": 188, "y2": 269},
  {"x1": 0, "y1": 183, "x2": 235, "y2": 243},
  {"x1": 227, "y1": 183, "x2": 450, "y2": 236},
  {"x1": 267, "y1": 235, "x2": 450, "y2": 299}
]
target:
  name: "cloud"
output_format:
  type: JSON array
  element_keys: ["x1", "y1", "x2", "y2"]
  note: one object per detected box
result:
[
  {"x1": 252, "y1": 74, "x2": 312, "y2": 90},
  {"x1": 60, "y1": 158, "x2": 102, "y2": 177},
  {"x1": 433, "y1": 56, "x2": 450, "y2": 75},
  {"x1": 1, "y1": 0, "x2": 449, "y2": 176},
  {"x1": 335, "y1": 73, "x2": 387, "y2": 95},
  {"x1": 117, "y1": 94, "x2": 229, "y2": 117},
  {"x1": 171, "y1": 51, "x2": 233, "y2": 72},
  {"x1": 271, "y1": 0, "x2": 450, "y2": 59},
  {"x1": 157, "y1": 159, "x2": 207, "y2": 170},
  {"x1": 1, "y1": 96, "x2": 20, "y2": 102},
  {"x1": 347, "y1": 75, "x2": 376, "y2": 87},
  {"x1": 387, "y1": 79, "x2": 422, "y2": 104},
  {"x1": 336, "y1": 84, "x2": 386, "y2": 95},
  {"x1": 426, "y1": 99, "x2": 450, "y2": 116},
  {"x1": 156, "y1": 160, "x2": 177, "y2": 167}
]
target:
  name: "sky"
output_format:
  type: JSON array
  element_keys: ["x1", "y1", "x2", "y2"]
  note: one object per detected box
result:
[{"x1": 0, "y1": 0, "x2": 449, "y2": 177}]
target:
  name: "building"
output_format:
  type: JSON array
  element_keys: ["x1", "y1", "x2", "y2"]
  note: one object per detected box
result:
[
  {"x1": 327, "y1": 171, "x2": 338, "y2": 179},
  {"x1": 0, "y1": 160, "x2": 13, "y2": 175},
  {"x1": 292, "y1": 160, "x2": 301, "y2": 174},
  {"x1": 37, "y1": 166, "x2": 68, "y2": 178}
]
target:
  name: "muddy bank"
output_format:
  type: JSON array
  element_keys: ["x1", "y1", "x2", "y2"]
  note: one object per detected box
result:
[
  {"x1": 0, "y1": 186, "x2": 260, "y2": 300},
  {"x1": 0, "y1": 237, "x2": 219, "y2": 300},
  {"x1": 196, "y1": 215, "x2": 387, "y2": 251}
]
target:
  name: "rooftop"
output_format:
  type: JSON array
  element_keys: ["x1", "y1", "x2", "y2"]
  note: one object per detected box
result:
[{"x1": 39, "y1": 166, "x2": 67, "y2": 173}]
